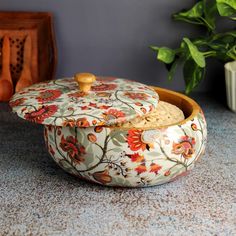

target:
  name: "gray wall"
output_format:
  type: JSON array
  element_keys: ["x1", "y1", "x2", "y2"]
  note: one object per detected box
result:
[{"x1": 0, "y1": 0, "x2": 222, "y2": 92}]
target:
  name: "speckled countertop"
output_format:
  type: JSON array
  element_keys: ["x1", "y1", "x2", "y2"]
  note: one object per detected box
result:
[{"x1": 0, "y1": 95, "x2": 236, "y2": 236}]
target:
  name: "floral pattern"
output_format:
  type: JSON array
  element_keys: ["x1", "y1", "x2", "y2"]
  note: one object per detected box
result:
[
  {"x1": 24, "y1": 105, "x2": 58, "y2": 123},
  {"x1": 44, "y1": 110, "x2": 207, "y2": 187},
  {"x1": 37, "y1": 90, "x2": 62, "y2": 103},
  {"x1": 127, "y1": 129, "x2": 153, "y2": 151},
  {"x1": 60, "y1": 135, "x2": 86, "y2": 164},
  {"x1": 10, "y1": 77, "x2": 159, "y2": 127},
  {"x1": 172, "y1": 136, "x2": 196, "y2": 159},
  {"x1": 125, "y1": 92, "x2": 149, "y2": 100}
]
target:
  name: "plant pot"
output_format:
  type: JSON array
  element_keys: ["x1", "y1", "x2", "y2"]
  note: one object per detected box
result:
[{"x1": 225, "y1": 61, "x2": 236, "y2": 112}]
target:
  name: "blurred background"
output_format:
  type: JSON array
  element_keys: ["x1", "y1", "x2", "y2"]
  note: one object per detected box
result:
[{"x1": 0, "y1": 0, "x2": 230, "y2": 95}]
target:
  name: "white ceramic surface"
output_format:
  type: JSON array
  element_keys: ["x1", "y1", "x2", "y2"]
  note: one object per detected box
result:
[{"x1": 225, "y1": 61, "x2": 236, "y2": 112}]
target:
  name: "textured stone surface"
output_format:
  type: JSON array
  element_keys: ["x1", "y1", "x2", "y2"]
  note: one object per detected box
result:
[{"x1": 0, "y1": 95, "x2": 236, "y2": 236}]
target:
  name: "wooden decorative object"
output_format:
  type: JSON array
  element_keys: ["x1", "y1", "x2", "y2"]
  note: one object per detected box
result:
[
  {"x1": 0, "y1": 36, "x2": 14, "y2": 101},
  {"x1": 0, "y1": 12, "x2": 57, "y2": 101}
]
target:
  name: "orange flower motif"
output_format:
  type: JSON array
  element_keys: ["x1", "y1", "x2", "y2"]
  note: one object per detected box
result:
[
  {"x1": 172, "y1": 136, "x2": 196, "y2": 159},
  {"x1": 93, "y1": 170, "x2": 112, "y2": 185},
  {"x1": 96, "y1": 92, "x2": 111, "y2": 97},
  {"x1": 87, "y1": 133, "x2": 97, "y2": 143},
  {"x1": 60, "y1": 135, "x2": 86, "y2": 164},
  {"x1": 94, "y1": 126, "x2": 103, "y2": 133},
  {"x1": 150, "y1": 163, "x2": 162, "y2": 174},
  {"x1": 103, "y1": 109, "x2": 125, "y2": 122},
  {"x1": 191, "y1": 123, "x2": 198, "y2": 131},
  {"x1": 140, "y1": 107, "x2": 147, "y2": 114},
  {"x1": 164, "y1": 170, "x2": 171, "y2": 176},
  {"x1": 76, "y1": 118, "x2": 90, "y2": 127},
  {"x1": 68, "y1": 91, "x2": 86, "y2": 98},
  {"x1": 128, "y1": 153, "x2": 145, "y2": 162},
  {"x1": 127, "y1": 129, "x2": 151, "y2": 151},
  {"x1": 125, "y1": 92, "x2": 148, "y2": 100},
  {"x1": 135, "y1": 163, "x2": 147, "y2": 175},
  {"x1": 134, "y1": 102, "x2": 143, "y2": 106},
  {"x1": 63, "y1": 119, "x2": 76, "y2": 127}
]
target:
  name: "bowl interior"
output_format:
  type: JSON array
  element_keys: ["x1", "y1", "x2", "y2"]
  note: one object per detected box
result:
[{"x1": 153, "y1": 87, "x2": 200, "y2": 124}]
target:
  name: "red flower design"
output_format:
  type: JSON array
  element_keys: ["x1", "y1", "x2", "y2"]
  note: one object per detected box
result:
[
  {"x1": 91, "y1": 83, "x2": 117, "y2": 91},
  {"x1": 127, "y1": 129, "x2": 151, "y2": 151},
  {"x1": 172, "y1": 136, "x2": 196, "y2": 159},
  {"x1": 150, "y1": 163, "x2": 162, "y2": 174},
  {"x1": 89, "y1": 102, "x2": 97, "y2": 107},
  {"x1": 60, "y1": 135, "x2": 86, "y2": 164},
  {"x1": 37, "y1": 90, "x2": 61, "y2": 102},
  {"x1": 99, "y1": 105, "x2": 112, "y2": 110},
  {"x1": 135, "y1": 163, "x2": 147, "y2": 175},
  {"x1": 49, "y1": 145, "x2": 55, "y2": 156},
  {"x1": 103, "y1": 109, "x2": 125, "y2": 122},
  {"x1": 125, "y1": 92, "x2": 148, "y2": 100},
  {"x1": 24, "y1": 105, "x2": 58, "y2": 123},
  {"x1": 9, "y1": 98, "x2": 26, "y2": 107}
]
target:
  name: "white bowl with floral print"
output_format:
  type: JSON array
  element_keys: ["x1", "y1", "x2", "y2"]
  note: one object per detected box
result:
[{"x1": 10, "y1": 76, "x2": 207, "y2": 187}]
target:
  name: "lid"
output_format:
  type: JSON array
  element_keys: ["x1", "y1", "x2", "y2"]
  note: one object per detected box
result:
[{"x1": 10, "y1": 73, "x2": 159, "y2": 127}]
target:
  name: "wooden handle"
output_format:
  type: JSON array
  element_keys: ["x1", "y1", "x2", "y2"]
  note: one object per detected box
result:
[
  {"x1": 74, "y1": 73, "x2": 96, "y2": 93},
  {"x1": 2, "y1": 35, "x2": 11, "y2": 78},
  {"x1": 0, "y1": 35, "x2": 13, "y2": 101},
  {"x1": 15, "y1": 35, "x2": 33, "y2": 92}
]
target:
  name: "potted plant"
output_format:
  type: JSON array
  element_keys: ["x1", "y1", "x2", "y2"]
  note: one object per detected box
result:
[{"x1": 150, "y1": 0, "x2": 236, "y2": 111}]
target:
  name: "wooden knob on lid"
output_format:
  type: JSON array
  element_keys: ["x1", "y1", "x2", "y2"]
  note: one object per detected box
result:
[{"x1": 74, "y1": 73, "x2": 96, "y2": 93}]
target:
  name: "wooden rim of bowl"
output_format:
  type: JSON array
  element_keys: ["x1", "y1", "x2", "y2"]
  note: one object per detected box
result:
[
  {"x1": 152, "y1": 86, "x2": 201, "y2": 126},
  {"x1": 109, "y1": 86, "x2": 201, "y2": 130}
]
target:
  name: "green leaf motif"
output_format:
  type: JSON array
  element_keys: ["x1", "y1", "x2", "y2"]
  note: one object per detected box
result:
[
  {"x1": 216, "y1": 0, "x2": 236, "y2": 17},
  {"x1": 183, "y1": 38, "x2": 206, "y2": 68},
  {"x1": 111, "y1": 138, "x2": 122, "y2": 147},
  {"x1": 157, "y1": 47, "x2": 175, "y2": 64},
  {"x1": 183, "y1": 59, "x2": 205, "y2": 94}
]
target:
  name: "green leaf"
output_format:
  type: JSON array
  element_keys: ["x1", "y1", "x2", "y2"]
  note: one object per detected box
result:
[
  {"x1": 157, "y1": 47, "x2": 175, "y2": 64},
  {"x1": 150, "y1": 45, "x2": 159, "y2": 51},
  {"x1": 226, "y1": 45, "x2": 236, "y2": 60},
  {"x1": 173, "y1": 2, "x2": 204, "y2": 19},
  {"x1": 202, "y1": 0, "x2": 217, "y2": 31},
  {"x1": 216, "y1": 0, "x2": 236, "y2": 17},
  {"x1": 183, "y1": 59, "x2": 205, "y2": 94},
  {"x1": 183, "y1": 38, "x2": 206, "y2": 68},
  {"x1": 166, "y1": 59, "x2": 178, "y2": 81}
]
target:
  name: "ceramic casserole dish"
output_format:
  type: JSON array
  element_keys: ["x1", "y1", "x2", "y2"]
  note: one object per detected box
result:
[{"x1": 10, "y1": 73, "x2": 207, "y2": 187}]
